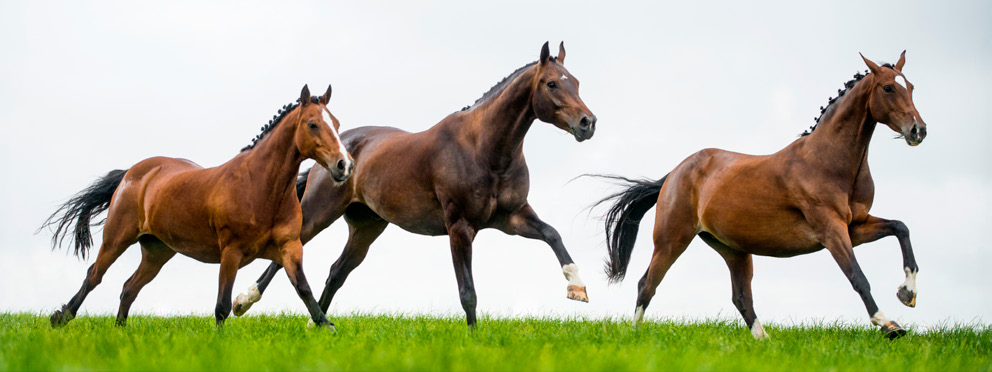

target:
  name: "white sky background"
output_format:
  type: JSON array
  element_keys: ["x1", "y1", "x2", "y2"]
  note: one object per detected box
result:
[{"x1": 1, "y1": 1, "x2": 989, "y2": 329}]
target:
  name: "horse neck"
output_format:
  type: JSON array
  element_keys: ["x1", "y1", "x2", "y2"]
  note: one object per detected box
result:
[
  {"x1": 803, "y1": 79, "x2": 877, "y2": 175},
  {"x1": 238, "y1": 114, "x2": 304, "y2": 200},
  {"x1": 467, "y1": 67, "x2": 538, "y2": 171}
]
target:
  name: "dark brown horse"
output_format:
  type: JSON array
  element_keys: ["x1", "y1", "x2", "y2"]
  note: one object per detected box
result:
[
  {"x1": 597, "y1": 52, "x2": 926, "y2": 339},
  {"x1": 231, "y1": 42, "x2": 597, "y2": 326},
  {"x1": 42, "y1": 85, "x2": 353, "y2": 328}
]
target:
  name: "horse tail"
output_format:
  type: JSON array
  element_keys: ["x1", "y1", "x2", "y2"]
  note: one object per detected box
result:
[
  {"x1": 40, "y1": 169, "x2": 128, "y2": 259},
  {"x1": 591, "y1": 174, "x2": 669, "y2": 284},
  {"x1": 296, "y1": 167, "x2": 312, "y2": 201}
]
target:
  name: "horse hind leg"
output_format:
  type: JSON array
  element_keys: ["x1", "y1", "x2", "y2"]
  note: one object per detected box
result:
[
  {"x1": 115, "y1": 236, "x2": 175, "y2": 326},
  {"x1": 51, "y1": 214, "x2": 139, "y2": 327},
  {"x1": 699, "y1": 233, "x2": 766, "y2": 340},
  {"x1": 633, "y1": 212, "x2": 695, "y2": 327}
]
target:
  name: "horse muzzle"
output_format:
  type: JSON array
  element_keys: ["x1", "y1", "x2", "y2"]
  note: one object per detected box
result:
[
  {"x1": 569, "y1": 114, "x2": 597, "y2": 142},
  {"x1": 905, "y1": 122, "x2": 926, "y2": 146},
  {"x1": 328, "y1": 157, "x2": 354, "y2": 183}
]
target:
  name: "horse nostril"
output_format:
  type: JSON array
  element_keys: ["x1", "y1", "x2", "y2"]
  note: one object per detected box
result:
[
  {"x1": 336, "y1": 159, "x2": 346, "y2": 171},
  {"x1": 911, "y1": 125, "x2": 918, "y2": 136},
  {"x1": 579, "y1": 116, "x2": 591, "y2": 130}
]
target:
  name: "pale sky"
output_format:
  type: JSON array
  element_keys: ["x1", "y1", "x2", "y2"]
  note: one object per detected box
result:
[{"x1": 1, "y1": 1, "x2": 989, "y2": 329}]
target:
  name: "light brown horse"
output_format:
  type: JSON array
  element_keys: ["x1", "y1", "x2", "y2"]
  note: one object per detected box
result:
[
  {"x1": 232, "y1": 42, "x2": 597, "y2": 327},
  {"x1": 597, "y1": 52, "x2": 926, "y2": 339},
  {"x1": 42, "y1": 85, "x2": 353, "y2": 328}
]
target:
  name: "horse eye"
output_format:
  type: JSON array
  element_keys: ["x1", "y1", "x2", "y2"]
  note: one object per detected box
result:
[
  {"x1": 883, "y1": 85, "x2": 894, "y2": 93},
  {"x1": 308, "y1": 122, "x2": 318, "y2": 129},
  {"x1": 547, "y1": 81, "x2": 558, "y2": 89}
]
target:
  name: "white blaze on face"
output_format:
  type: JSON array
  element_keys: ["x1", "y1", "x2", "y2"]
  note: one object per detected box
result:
[
  {"x1": 870, "y1": 311, "x2": 891, "y2": 326},
  {"x1": 894, "y1": 75, "x2": 907, "y2": 89},
  {"x1": 562, "y1": 263, "x2": 585, "y2": 287},
  {"x1": 321, "y1": 107, "x2": 350, "y2": 166},
  {"x1": 902, "y1": 267, "x2": 918, "y2": 292},
  {"x1": 751, "y1": 319, "x2": 769, "y2": 340}
]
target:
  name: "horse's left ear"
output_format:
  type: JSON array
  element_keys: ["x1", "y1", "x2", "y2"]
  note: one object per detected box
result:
[
  {"x1": 895, "y1": 50, "x2": 906, "y2": 71},
  {"x1": 320, "y1": 84, "x2": 332, "y2": 105},
  {"x1": 557, "y1": 41, "x2": 566, "y2": 65},
  {"x1": 299, "y1": 84, "x2": 311, "y2": 105},
  {"x1": 539, "y1": 41, "x2": 550, "y2": 66}
]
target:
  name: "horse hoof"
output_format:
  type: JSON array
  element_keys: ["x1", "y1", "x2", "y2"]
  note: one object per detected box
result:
[
  {"x1": 50, "y1": 308, "x2": 73, "y2": 328},
  {"x1": 232, "y1": 298, "x2": 252, "y2": 317},
  {"x1": 881, "y1": 321, "x2": 907, "y2": 340},
  {"x1": 896, "y1": 285, "x2": 917, "y2": 308},
  {"x1": 567, "y1": 285, "x2": 589, "y2": 303},
  {"x1": 232, "y1": 285, "x2": 260, "y2": 317}
]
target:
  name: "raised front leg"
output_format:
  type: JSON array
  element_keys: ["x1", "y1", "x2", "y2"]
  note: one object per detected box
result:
[
  {"x1": 501, "y1": 204, "x2": 588, "y2": 302},
  {"x1": 820, "y1": 220, "x2": 906, "y2": 339},
  {"x1": 232, "y1": 262, "x2": 282, "y2": 316},
  {"x1": 850, "y1": 215, "x2": 919, "y2": 307},
  {"x1": 448, "y1": 220, "x2": 478, "y2": 327}
]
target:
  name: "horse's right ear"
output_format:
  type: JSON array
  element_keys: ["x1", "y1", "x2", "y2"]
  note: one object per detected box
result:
[
  {"x1": 860, "y1": 53, "x2": 881, "y2": 75},
  {"x1": 539, "y1": 41, "x2": 550, "y2": 66},
  {"x1": 299, "y1": 84, "x2": 311, "y2": 105}
]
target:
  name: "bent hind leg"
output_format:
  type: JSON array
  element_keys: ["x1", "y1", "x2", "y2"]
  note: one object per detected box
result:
[
  {"x1": 52, "y1": 210, "x2": 140, "y2": 327},
  {"x1": 115, "y1": 236, "x2": 175, "y2": 326}
]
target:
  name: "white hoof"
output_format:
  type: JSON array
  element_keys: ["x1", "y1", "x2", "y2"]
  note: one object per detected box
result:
[{"x1": 232, "y1": 284, "x2": 261, "y2": 317}]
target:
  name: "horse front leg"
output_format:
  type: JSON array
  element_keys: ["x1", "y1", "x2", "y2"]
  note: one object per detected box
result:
[
  {"x1": 501, "y1": 204, "x2": 589, "y2": 302},
  {"x1": 850, "y1": 215, "x2": 919, "y2": 308},
  {"x1": 232, "y1": 262, "x2": 282, "y2": 316},
  {"x1": 820, "y1": 219, "x2": 906, "y2": 339}
]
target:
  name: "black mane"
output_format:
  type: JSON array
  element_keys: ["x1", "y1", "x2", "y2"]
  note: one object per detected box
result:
[
  {"x1": 241, "y1": 96, "x2": 321, "y2": 152},
  {"x1": 460, "y1": 60, "x2": 543, "y2": 112},
  {"x1": 801, "y1": 63, "x2": 897, "y2": 137}
]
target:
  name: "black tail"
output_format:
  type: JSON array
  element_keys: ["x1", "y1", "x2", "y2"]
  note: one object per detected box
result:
[
  {"x1": 296, "y1": 167, "x2": 312, "y2": 201},
  {"x1": 40, "y1": 169, "x2": 128, "y2": 259},
  {"x1": 591, "y1": 174, "x2": 669, "y2": 283}
]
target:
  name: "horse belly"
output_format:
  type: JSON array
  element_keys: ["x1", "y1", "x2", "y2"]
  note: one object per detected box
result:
[{"x1": 701, "y1": 201, "x2": 822, "y2": 257}]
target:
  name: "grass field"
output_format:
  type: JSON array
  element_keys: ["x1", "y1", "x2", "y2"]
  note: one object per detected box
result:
[{"x1": 1, "y1": 313, "x2": 989, "y2": 371}]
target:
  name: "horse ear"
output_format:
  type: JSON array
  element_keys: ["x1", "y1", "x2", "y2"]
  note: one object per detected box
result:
[
  {"x1": 299, "y1": 84, "x2": 311, "y2": 105},
  {"x1": 320, "y1": 84, "x2": 332, "y2": 105},
  {"x1": 539, "y1": 41, "x2": 550, "y2": 66},
  {"x1": 895, "y1": 50, "x2": 906, "y2": 71},
  {"x1": 557, "y1": 41, "x2": 566, "y2": 65},
  {"x1": 860, "y1": 53, "x2": 881, "y2": 75}
]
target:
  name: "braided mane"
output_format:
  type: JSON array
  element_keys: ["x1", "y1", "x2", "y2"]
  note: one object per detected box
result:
[
  {"x1": 241, "y1": 96, "x2": 321, "y2": 152},
  {"x1": 801, "y1": 63, "x2": 897, "y2": 137}
]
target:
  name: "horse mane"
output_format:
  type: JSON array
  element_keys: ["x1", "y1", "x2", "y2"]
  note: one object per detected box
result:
[
  {"x1": 241, "y1": 96, "x2": 321, "y2": 152},
  {"x1": 460, "y1": 60, "x2": 544, "y2": 112},
  {"x1": 801, "y1": 63, "x2": 898, "y2": 137}
]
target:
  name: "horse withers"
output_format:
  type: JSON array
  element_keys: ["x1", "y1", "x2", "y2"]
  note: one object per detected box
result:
[
  {"x1": 597, "y1": 52, "x2": 926, "y2": 339},
  {"x1": 43, "y1": 85, "x2": 352, "y2": 329},
  {"x1": 233, "y1": 42, "x2": 597, "y2": 327}
]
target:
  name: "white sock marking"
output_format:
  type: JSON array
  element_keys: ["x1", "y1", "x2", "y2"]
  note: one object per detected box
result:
[
  {"x1": 871, "y1": 311, "x2": 891, "y2": 326},
  {"x1": 562, "y1": 263, "x2": 585, "y2": 287},
  {"x1": 634, "y1": 306, "x2": 645, "y2": 326},
  {"x1": 237, "y1": 283, "x2": 261, "y2": 305},
  {"x1": 902, "y1": 267, "x2": 917, "y2": 292},
  {"x1": 751, "y1": 319, "x2": 769, "y2": 340}
]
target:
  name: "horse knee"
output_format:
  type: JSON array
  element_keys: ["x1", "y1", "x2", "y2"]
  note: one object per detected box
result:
[{"x1": 889, "y1": 220, "x2": 909, "y2": 237}]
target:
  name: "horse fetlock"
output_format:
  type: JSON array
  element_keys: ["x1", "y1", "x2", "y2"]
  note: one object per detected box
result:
[
  {"x1": 49, "y1": 307, "x2": 74, "y2": 328},
  {"x1": 232, "y1": 284, "x2": 261, "y2": 317},
  {"x1": 897, "y1": 268, "x2": 918, "y2": 308},
  {"x1": 750, "y1": 320, "x2": 770, "y2": 340},
  {"x1": 563, "y1": 264, "x2": 589, "y2": 303},
  {"x1": 633, "y1": 305, "x2": 645, "y2": 327}
]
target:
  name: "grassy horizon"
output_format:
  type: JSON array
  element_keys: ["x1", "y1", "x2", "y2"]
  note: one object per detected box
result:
[{"x1": 1, "y1": 312, "x2": 989, "y2": 371}]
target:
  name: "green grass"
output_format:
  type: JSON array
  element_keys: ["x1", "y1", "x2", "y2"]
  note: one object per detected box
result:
[{"x1": 1, "y1": 313, "x2": 989, "y2": 371}]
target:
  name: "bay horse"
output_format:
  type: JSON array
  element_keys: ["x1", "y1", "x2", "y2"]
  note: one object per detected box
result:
[
  {"x1": 42, "y1": 85, "x2": 353, "y2": 329},
  {"x1": 231, "y1": 42, "x2": 597, "y2": 327},
  {"x1": 597, "y1": 52, "x2": 926, "y2": 339}
]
